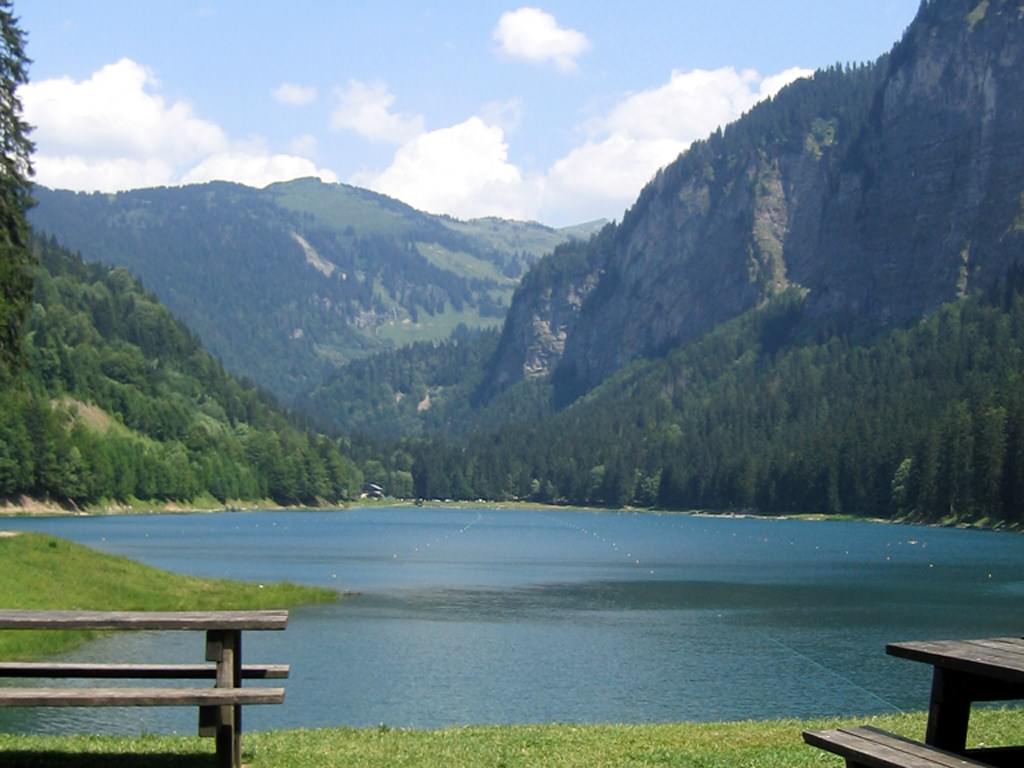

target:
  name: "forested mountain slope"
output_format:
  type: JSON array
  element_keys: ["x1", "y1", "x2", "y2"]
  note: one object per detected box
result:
[
  {"x1": 0, "y1": 235, "x2": 362, "y2": 507},
  {"x1": 484, "y1": 0, "x2": 1024, "y2": 403},
  {"x1": 27, "y1": 178, "x2": 602, "y2": 403},
  {"x1": 295, "y1": 326, "x2": 501, "y2": 439},
  {"x1": 402, "y1": 282, "x2": 1024, "y2": 528}
]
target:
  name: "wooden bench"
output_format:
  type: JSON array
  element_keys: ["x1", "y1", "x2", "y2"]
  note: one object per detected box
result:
[
  {"x1": 0, "y1": 610, "x2": 289, "y2": 768},
  {"x1": 0, "y1": 662, "x2": 289, "y2": 679},
  {"x1": 803, "y1": 725, "x2": 995, "y2": 768}
]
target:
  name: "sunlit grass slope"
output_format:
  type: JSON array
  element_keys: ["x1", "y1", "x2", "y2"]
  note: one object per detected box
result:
[{"x1": 0, "y1": 532, "x2": 336, "y2": 659}]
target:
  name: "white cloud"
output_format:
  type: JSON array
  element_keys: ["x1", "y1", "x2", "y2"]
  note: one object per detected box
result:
[
  {"x1": 20, "y1": 59, "x2": 335, "y2": 193},
  {"x1": 543, "y1": 66, "x2": 813, "y2": 223},
  {"x1": 182, "y1": 151, "x2": 338, "y2": 188},
  {"x1": 22, "y1": 56, "x2": 813, "y2": 223},
  {"x1": 545, "y1": 135, "x2": 688, "y2": 222},
  {"x1": 331, "y1": 80, "x2": 424, "y2": 144},
  {"x1": 354, "y1": 65, "x2": 812, "y2": 225},
  {"x1": 758, "y1": 66, "x2": 814, "y2": 100},
  {"x1": 494, "y1": 7, "x2": 590, "y2": 72},
  {"x1": 356, "y1": 117, "x2": 535, "y2": 220},
  {"x1": 32, "y1": 156, "x2": 177, "y2": 193},
  {"x1": 601, "y1": 68, "x2": 763, "y2": 143},
  {"x1": 21, "y1": 58, "x2": 225, "y2": 167},
  {"x1": 273, "y1": 82, "x2": 318, "y2": 106}
]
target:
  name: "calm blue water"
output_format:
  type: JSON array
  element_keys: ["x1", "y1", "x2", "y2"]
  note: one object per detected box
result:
[{"x1": 1, "y1": 507, "x2": 1023, "y2": 735}]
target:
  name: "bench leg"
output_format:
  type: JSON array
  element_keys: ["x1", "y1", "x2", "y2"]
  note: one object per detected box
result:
[
  {"x1": 207, "y1": 629, "x2": 243, "y2": 768},
  {"x1": 215, "y1": 712, "x2": 240, "y2": 768},
  {"x1": 201, "y1": 702, "x2": 241, "y2": 768}
]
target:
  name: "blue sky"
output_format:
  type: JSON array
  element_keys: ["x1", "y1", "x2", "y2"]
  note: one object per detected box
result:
[{"x1": 18, "y1": 1, "x2": 921, "y2": 226}]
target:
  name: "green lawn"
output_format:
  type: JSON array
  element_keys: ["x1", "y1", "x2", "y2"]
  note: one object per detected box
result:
[
  {"x1": 0, "y1": 709, "x2": 1022, "y2": 767},
  {"x1": 0, "y1": 532, "x2": 336, "y2": 659}
]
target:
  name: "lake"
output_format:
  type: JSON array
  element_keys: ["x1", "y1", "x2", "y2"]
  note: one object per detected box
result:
[{"x1": 1, "y1": 506, "x2": 1023, "y2": 735}]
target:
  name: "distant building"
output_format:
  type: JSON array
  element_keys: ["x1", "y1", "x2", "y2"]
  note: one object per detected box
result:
[{"x1": 362, "y1": 482, "x2": 385, "y2": 499}]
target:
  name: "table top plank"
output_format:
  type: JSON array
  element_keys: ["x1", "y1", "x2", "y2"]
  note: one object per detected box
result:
[
  {"x1": 887, "y1": 638, "x2": 1024, "y2": 684},
  {"x1": 0, "y1": 610, "x2": 288, "y2": 631},
  {"x1": 964, "y1": 638, "x2": 1024, "y2": 659}
]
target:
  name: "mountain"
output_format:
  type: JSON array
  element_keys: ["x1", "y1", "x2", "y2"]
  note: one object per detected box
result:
[
  {"x1": 27, "y1": 178, "x2": 604, "y2": 403},
  {"x1": 483, "y1": 0, "x2": 1024, "y2": 403},
  {"x1": 314, "y1": 0, "x2": 1024, "y2": 528},
  {"x1": 0, "y1": 234, "x2": 363, "y2": 507}
]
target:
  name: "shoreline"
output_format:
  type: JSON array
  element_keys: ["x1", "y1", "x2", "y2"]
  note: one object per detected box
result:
[
  {"x1": 1, "y1": 493, "x2": 1018, "y2": 534},
  {"x1": 0, "y1": 494, "x2": 353, "y2": 518}
]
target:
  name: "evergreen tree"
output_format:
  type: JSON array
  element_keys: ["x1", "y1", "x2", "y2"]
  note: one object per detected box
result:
[{"x1": 0, "y1": 0, "x2": 32, "y2": 369}]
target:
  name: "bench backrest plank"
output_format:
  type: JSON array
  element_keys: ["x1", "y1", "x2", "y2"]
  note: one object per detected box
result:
[
  {"x1": 0, "y1": 687, "x2": 285, "y2": 707},
  {"x1": 0, "y1": 610, "x2": 288, "y2": 631},
  {"x1": 0, "y1": 662, "x2": 289, "y2": 679}
]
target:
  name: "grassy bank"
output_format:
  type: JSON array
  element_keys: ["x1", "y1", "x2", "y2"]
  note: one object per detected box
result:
[
  {"x1": 0, "y1": 709, "x2": 1022, "y2": 767},
  {"x1": 0, "y1": 532, "x2": 337, "y2": 659}
]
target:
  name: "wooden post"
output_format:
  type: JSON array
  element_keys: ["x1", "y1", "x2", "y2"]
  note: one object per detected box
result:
[{"x1": 205, "y1": 629, "x2": 243, "y2": 768}]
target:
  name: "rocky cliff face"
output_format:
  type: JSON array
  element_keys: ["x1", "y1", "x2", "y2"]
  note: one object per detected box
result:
[
  {"x1": 794, "y1": 0, "x2": 1024, "y2": 327},
  {"x1": 480, "y1": 235, "x2": 607, "y2": 399},
  {"x1": 483, "y1": 0, "x2": 1024, "y2": 401}
]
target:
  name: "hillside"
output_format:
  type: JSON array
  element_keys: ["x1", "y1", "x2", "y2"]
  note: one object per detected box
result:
[
  {"x1": 0, "y1": 234, "x2": 362, "y2": 508},
  {"x1": 27, "y1": 178, "x2": 603, "y2": 403},
  {"x1": 483, "y1": 0, "x2": 1024, "y2": 403},
  {"x1": 296, "y1": 326, "x2": 501, "y2": 439}
]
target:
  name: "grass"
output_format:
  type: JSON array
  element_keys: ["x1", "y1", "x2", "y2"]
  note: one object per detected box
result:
[
  {"x1": 0, "y1": 532, "x2": 336, "y2": 659},
  {"x1": 441, "y1": 218, "x2": 568, "y2": 260},
  {"x1": 56, "y1": 397, "x2": 126, "y2": 436},
  {"x1": 268, "y1": 178, "x2": 414, "y2": 237},
  {"x1": 372, "y1": 303, "x2": 503, "y2": 347},
  {"x1": 966, "y1": 0, "x2": 989, "y2": 30},
  {"x1": 416, "y1": 241, "x2": 513, "y2": 285},
  {"x1": 0, "y1": 709, "x2": 1021, "y2": 767}
]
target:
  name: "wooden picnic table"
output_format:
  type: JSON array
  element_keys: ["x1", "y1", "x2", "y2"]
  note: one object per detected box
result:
[
  {"x1": 0, "y1": 609, "x2": 289, "y2": 768},
  {"x1": 886, "y1": 636, "x2": 1024, "y2": 766},
  {"x1": 804, "y1": 636, "x2": 1024, "y2": 768}
]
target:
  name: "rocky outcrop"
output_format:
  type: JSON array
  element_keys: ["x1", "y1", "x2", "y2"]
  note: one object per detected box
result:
[
  {"x1": 479, "y1": 236, "x2": 605, "y2": 399},
  {"x1": 483, "y1": 0, "x2": 1024, "y2": 401}
]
